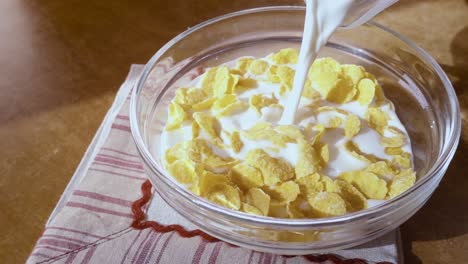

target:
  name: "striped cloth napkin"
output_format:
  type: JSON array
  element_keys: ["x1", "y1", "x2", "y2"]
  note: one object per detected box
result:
[{"x1": 27, "y1": 65, "x2": 402, "y2": 264}]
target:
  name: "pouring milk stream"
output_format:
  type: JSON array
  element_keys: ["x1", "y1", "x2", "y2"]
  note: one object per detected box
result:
[{"x1": 279, "y1": 0, "x2": 397, "y2": 125}]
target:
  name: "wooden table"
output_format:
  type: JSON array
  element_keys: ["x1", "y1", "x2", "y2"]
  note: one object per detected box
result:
[{"x1": 1, "y1": 0, "x2": 467, "y2": 263}]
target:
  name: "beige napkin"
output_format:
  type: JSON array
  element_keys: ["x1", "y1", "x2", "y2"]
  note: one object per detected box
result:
[{"x1": 26, "y1": 66, "x2": 402, "y2": 264}]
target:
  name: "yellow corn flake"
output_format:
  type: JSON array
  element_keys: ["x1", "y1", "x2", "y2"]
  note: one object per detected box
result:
[
  {"x1": 199, "y1": 170, "x2": 231, "y2": 196},
  {"x1": 193, "y1": 112, "x2": 219, "y2": 139},
  {"x1": 268, "y1": 200, "x2": 289, "y2": 218},
  {"x1": 207, "y1": 183, "x2": 241, "y2": 210},
  {"x1": 341, "y1": 64, "x2": 366, "y2": 85},
  {"x1": 245, "y1": 188, "x2": 270, "y2": 215},
  {"x1": 385, "y1": 147, "x2": 404, "y2": 156},
  {"x1": 374, "y1": 83, "x2": 387, "y2": 105},
  {"x1": 366, "y1": 107, "x2": 390, "y2": 131},
  {"x1": 192, "y1": 122, "x2": 200, "y2": 138},
  {"x1": 245, "y1": 149, "x2": 295, "y2": 185},
  {"x1": 204, "y1": 154, "x2": 237, "y2": 172},
  {"x1": 391, "y1": 155, "x2": 412, "y2": 169},
  {"x1": 192, "y1": 97, "x2": 216, "y2": 111},
  {"x1": 212, "y1": 95, "x2": 247, "y2": 116},
  {"x1": 296, "y1": 173, "x2": 323, "y2": 195},
  {"x1": 165, "y1": 102, "x2": 187, "y2": 130},
  {"x1": 287, "y1": 201, "x2": 306, "y2": 219},
  {"x1": 277, "y1": 65, "x2": 295, "y2": 94},
  {"x1": 356, "y1": 78, "x2": 376, "y2": 105},
  {"x1": 295, "y1": 139, "x2": 320, "y2": 179},
  {"x1": 325, "y1": 78, "x2": 357, "y2": 104},
  {"x1": 387, "y1": 169, "x2": 416, "y2": 198},
  {"x1": 165, "y1": 140, "x2": 199, "y2": 164},
  {"x1": 201, "y1": 66, "x2": 239, "y2": 97},
  {"x1": 235, "y1": 77, "x2": 258, "y2": 93},
  {"x1": 303, "y1": 79, "x2": 322, "y2": 100},
  {"x1": 344, "y1": 140, "x2": 381, "y2": 163},
  {"x1": 335, "y1": 179, "x2": 367, "y2": 212},
  {"x1": 241, "y1": 202, "x2": 263, "y2": 216},
  {"x1": 339, "y1": 171, "x2": 388, "y2": 200},
  {"x1": 231, "y1": 162, "x2": 263, "y2": 190},
  {"x1": 309, "y1": 58, "x2": 342, "y2": 97},
  {"x1": 229, "y1": 131, "x2": 243, "y2": 153},
  {"x1": 174, "y1": 87, "x2": 207, "y2": 108},
  {"x1": 269, "y1": 48, "x2": 299, "y2": 64},
  {"x1": 328, "y1": 116, "x2": 343, "y2": 128},
  {"x1": 381, "y1": 126, "x2": 406, "y2": 147},
  {"x1": 267, "y1": 181, "x2": 300, "y2": 203},
  {"x1": 266, "y1": 65, "x2": 281, "y2": 83},
  {"x1": 275, "y1": 125, "x2": 305, "y2": 140},
  {"x1": 248, "y1": 121, "x2": 272, "y2": 131},
  {"x1": 248, "y1": 60, "x2": 269, "y2": 75},
  {"x1": 200, "y1": 67, "x2": 217, "y2": 96},
  {"x1": 242, "y1": 127, "x2": 293, "y2": 148},
  {"x1": 236, "y1": 57, "x2": 254, "y2": 73},
  {"x1": 344, "y1": 114, "x2": 361, "y2": 138},
  {"x1": 167, "y1": 159, "x2": 200, "y2": 185},
  {"x1": 365, "y1": 161, "x2": 395, "y2": 179},
  {"x1": 320, "y1": 175, "x2": 339, "y2": 192},
  {"x1": 317, "y1": 143, "x2": 329, "y2": 164},
  {"x1": 249, "y1": 94, "x2": 278, "y2": 115},
  {"x1": 306, "y1": 124, "x2": 326, "y2": 145},
  {"x1": 308, "y1": 192, "x2": 347, "y2": 217}
]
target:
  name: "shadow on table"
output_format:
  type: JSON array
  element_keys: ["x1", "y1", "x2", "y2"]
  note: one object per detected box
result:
[{"x1": 401, "y1": 25, "x2": 468, "y2": 264}]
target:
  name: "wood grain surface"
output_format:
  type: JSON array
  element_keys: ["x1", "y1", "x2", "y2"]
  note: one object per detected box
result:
[{"x1": 0, "y1": 0, "x2": 467, "y2": 263}]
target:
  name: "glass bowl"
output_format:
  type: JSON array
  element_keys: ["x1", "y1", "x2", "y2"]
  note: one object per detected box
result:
[{"x1": 129, "y1": 6, "x2": 460, "y2": 254}]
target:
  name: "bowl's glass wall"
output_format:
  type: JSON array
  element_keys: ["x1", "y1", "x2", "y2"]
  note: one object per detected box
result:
[{"x1": 131, "y1": 7, "x2": 459, "y2": 254}]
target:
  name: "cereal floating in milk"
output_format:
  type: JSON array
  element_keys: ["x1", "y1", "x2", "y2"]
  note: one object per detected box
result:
[{"x1": 160, "y1": 49, "x2": 417, "y2": 219}]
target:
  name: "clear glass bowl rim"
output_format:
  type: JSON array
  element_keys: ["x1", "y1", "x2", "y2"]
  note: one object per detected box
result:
[{"x1": 130, "y1": 6, "x2": 461, "y2": 228}]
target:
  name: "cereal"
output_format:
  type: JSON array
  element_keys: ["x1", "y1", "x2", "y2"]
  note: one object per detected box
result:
[
  {"x1": 245, "y1": 149, "x2": 295, "y2": 185},
  {"x1": 165, "y1": 102, "x2": 187, "y2": 130},
  {"x1": 162, "y1": 49, "x2": 416, "y2": 219},
  {"x1": 231, "y1": 162, "x2": 263, "y2": 190},
  {"x1": 387, "y1": 169, "x2": 416, "y2": 198},
  {"x1": 249, "y1": 94, "x2": 278, "y2": 115},
  {"x1": 344, "y1": 114, "x2": 361, "y2": 138},
  {"x1": 339, "y1": 171, "x2": 388, "y2": 200},
  {"x1": 207, "y1": 183, "x2": 241, "y2": 210},
  {"x1": 269, "y1": 48, "x2": 299, "y2": 64},
  {"x1": 248, "y1": 60, "x2": 269, "y2": 75},
  {"x1": 356, "y1": 78, "x2": 376, "y2": 105},
  {"x1": 308, "y1": 192, "x2": 347, "y2": 217},
  {"x1": 245, "y1": 188, "x2": 271, "y2": 215},
  {"x1": 295, "y1": 139, "x2": 320, "y2": 179},
  {"x1": 193, "y1": 112, "x2": 219, "y2": 139}
]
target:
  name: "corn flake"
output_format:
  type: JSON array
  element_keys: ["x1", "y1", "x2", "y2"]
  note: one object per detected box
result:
[
  {"x1": 266, "y1": 181, "x2": 300, "y2": 203},
  {"x1": 193, "y1": 112, "x2": 219, "y2": 139},
  {"x1": 344, "y1": 140, "x2": 381, "y2": 163},
  {"x1": 236, "y1": 57, "x2": 254, "y2": 73},
  {"x1": 326, "y1": 78, "x2": 357, "y2": 104},
  {"x1": 229, "y1": 131, "x2": 243, "y2": 153},
  {"x1": 308, "y1": 192, "x2": 347, "y2": 217},
  {"x1": 167, "y1": 159, "x2": 200, "y2": 185},
  {"x1": 266, "y1": 65, "x2": 281, "y2": 83},
  {"x1": 277, "y1": 65, "x2": 295, "y2": 94},
  {"x1": 295, "y1": 139, "x2": 320, "y2": 179},
  {"x1": 231, "y1": 162, "x2": 263, "y2": 190},
  {"x1": 199, "y1": 170, "x2": 231, "y2": 196},
  {"x1": 248, "y1": 60, "x2": 269, "y2": 75},
  {"x1": 249, "y1": 94, "x2": 278, "y2": 115},
  {"x1": 212, "y1": 94, "x2": 247, "y2": 116},
  {"x1": 365, "y1": 161, "x2": 395, "y2": 179},
  {"x1": 165, "y1": 102, "x2": 187, "y2": 130},
  {"x1": 356, "y1": 78, "x2": 376, "y2": 105},
  {"x1": 192, "y1": 97, "x2": 216, "y2": 111},
  {"x1": 387, "y1": 169, "x2": 416, "y2": 198},
  {"x1": 269, "y1": 48, "x2": 299, "y2": 64},
  {"x1": 366, "y1": 107, "x2": 390, "y2": 131},
  {"x1": 339, "y1": 171, "x2": 388, "y2": 200},
  {"x1": 245, "y1": 149, "x2": 295, "y2": 185},
  {"x1": 241, "y1": 202, "x2": 263, "y2": 216},
  {"x1": 345, "y1": 114, "x2": 361, "y2": 138},
  {"x1": 381, "y1": 126, "x2": 406, "y2": 147},
  {"x1": 245, "y1": 188, "x2": 271, "y2": 215},
  {"x1": 296, "y1": 173, "x2": 323, "y2": 195},
  {"x1": 341, "y1": 64, "x2": 366, "y2": 85},
  {"x1": 335, "y1": 179, "x2": 367, "y2": 212},
  {"x1": 207, "y1": 183, "x2": 241, "y2": 210}
]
